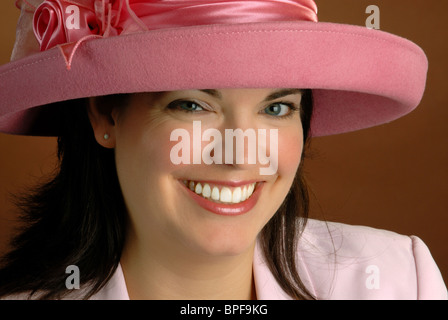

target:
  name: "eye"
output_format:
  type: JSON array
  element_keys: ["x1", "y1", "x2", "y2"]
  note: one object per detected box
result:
[
  {"x1": 167, "y1": 100, "x2": 205, "y2": 112},
  {"x1": 264, "y1": 103, "x2": 292, "y2": 117}
]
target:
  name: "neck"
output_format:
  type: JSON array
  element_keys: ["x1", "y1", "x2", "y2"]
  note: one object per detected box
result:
[{"x1": 120, "y1": 231, "x2": 256, "y2": 300}]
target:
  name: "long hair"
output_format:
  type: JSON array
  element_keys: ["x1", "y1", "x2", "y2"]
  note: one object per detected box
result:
[
  {"x1": 0, "y1": 89, "x2": 314, "y2": 299},
  {"x1": 260, "y1": 89, "x2": 315, "y2": 299}
]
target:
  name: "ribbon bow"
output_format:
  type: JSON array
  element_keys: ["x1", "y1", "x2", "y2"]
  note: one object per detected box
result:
[
  {"x1": 29, "y1": 0, "x2": 146, "y2": 69},
  {"x1": 24, "y1": 0, "x2": 318, "y2": 70}
]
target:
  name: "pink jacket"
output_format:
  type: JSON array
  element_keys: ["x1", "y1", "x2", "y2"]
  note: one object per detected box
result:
[{"x1": 91, "y1": 219, "x2": 447, "y2": 300}]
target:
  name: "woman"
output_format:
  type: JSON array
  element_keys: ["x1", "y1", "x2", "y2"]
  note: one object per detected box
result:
[{"x1": 0, "y1": 0, "x2": 446, "y2": 300}]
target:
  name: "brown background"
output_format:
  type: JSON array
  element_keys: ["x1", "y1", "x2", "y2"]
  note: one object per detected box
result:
[{"x1": 1, "y1": 0, "x2": 447, "y2": 288}]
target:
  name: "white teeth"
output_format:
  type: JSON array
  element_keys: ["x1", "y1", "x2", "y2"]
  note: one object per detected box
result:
[
  {"x1": 195, "y1": 183, "x2": 202, "y2": 194},
  {"x1": 211, "y1": 186, "x2": 220, "y2": 201},
  {"x1": 241, "y1": 186, "x2": 248, "y2": 201},
  {"x1": 232, "y1": 187, "x2": 242, "y2": 203},
  {"x1": 202, "y1": 183, "x2": 211, "y2": 198},
  {"x1": 247, "y1": 183, "x2": 255, "y2": 197},
  {"x1": 220, "y1": 187, "x2": 232, "y2": 203},
  {"x1": 183, "y1": 180, "x2": 257, "y2": 204}
]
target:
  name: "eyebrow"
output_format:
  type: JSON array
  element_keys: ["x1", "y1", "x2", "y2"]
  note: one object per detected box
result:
[
  {"x1": 199, "y1": 89, "x2": 303, "y2": 101},
  {"x1": 199, "y1": 89, "x2": 222, "y2": 99},
  {"x1": 263, "y1": 89, "x2": 304, "y2": 102}
]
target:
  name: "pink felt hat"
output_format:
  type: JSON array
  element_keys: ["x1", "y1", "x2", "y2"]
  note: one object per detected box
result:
[{"x1": 0, "y1": 0, "x2": 428, "y2": 137}]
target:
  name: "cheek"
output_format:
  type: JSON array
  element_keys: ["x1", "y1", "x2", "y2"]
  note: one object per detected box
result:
[
  {"x1": 116, "y1": 119, "x2": 195, "y2": 182},
  {"x1": 114, "y1": 119, "x2": 187, "y2": 220},
  {"x1": 144, "y1": 124, "x2": 195, "y2": 173},
  {"x1": 277, "y1": 128, "x2": 303, "y2": 175}
]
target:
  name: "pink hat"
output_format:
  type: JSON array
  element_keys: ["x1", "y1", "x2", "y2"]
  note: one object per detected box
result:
[{"x1": 0, "y1": 0, "x2": 428, "y2": 136}]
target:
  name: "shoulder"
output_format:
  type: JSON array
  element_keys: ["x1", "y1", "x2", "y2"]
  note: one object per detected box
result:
[{"x1": 296, "y1": 219, "x2": 447, "y2": 299}]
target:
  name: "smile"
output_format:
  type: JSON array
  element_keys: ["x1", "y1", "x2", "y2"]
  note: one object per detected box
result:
[
  {"x1": 179, "y1": 179, "x2": 264, "y2": 216},
  {"x1": 182, "y1": 180, "x2": 257, "y2": 204}
]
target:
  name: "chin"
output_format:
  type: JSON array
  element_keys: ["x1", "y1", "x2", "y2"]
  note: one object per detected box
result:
[{"x1": 185, "y1": 225, "x2": 259, "y2": 258}]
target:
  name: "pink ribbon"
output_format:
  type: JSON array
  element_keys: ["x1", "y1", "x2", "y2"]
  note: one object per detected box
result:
[{"x1": 31, "y1": 0, "x2": 318, "y2": 69}]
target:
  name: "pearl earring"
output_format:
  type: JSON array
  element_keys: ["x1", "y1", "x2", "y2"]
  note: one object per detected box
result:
[{"x1": 104, "y1": 133, "x2": 110, "y2": 140}]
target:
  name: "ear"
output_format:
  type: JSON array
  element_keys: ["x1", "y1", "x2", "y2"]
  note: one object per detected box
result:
[{"x1": 87, "y1": 97, "x2": 117, "y2": 149}]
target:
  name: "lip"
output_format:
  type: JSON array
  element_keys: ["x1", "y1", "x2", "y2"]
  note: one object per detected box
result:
[
  {"x1": 178, "y1": 179, "x2": 264, "y2": 216},
  {"x1": 194, "y1": 180, "x2": 261, "y2": 187}
]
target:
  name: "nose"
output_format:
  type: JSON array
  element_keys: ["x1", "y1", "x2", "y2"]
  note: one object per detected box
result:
[
  {"x1": 213, "y1": 108, "x2": 278, "y2": 176},
  {"x1": 217, "y1": 106, "x2": 256, "y2": 169}
]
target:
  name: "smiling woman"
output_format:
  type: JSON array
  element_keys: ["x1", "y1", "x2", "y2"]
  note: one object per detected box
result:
[
  {"x1": 0, "y1": 88, "x2": 314, "y2": 300},
  {"x1": 0, "y1": 0, "x2": 446, "y2": 300},
  {"x1": 95, "y1": 88, "x2": 311, "y2": 299}
]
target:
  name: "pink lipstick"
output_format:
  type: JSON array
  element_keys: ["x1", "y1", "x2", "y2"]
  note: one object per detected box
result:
[{"x1": 179, "y1": 180, "x2": 264, "y2": 216}]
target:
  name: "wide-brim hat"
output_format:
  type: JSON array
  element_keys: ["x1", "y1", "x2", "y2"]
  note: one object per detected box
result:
[{"x1": 0, "y1": 0, "x2": 428, "y2": 137}]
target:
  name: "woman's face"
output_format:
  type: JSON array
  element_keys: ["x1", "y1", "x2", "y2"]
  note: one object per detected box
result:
[{"x1": 95, "y1": 88, "x2": 304, "y2": 257}]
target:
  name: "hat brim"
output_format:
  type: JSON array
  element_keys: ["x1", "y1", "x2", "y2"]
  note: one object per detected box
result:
[{"x1": 0, "y1": 21, "x2": 428, "y2": 136}]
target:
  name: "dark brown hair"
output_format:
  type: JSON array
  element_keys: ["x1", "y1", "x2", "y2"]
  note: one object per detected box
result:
[
  {"x1": 0, "y1": 89, "x2": 314, "y2": 299},
  {"x1": 260, "y1": 88, "x2": 315, "y2": 299}
]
